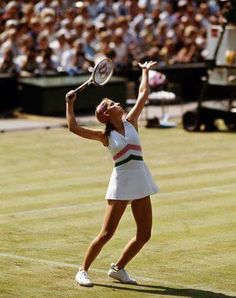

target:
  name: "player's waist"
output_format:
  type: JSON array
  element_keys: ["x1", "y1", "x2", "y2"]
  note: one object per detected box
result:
[
  {"x1": 114, "y1": 154, "x2": 143, "y2": 167},
  {"x1": 112, "y1": 143, "x2": 142, "y2": 165}
]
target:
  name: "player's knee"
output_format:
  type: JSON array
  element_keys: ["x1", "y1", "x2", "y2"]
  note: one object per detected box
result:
[
  {"x1": 98, "y1": 230, "x2": 114, "y2": 243},
  {"x1": 137, "y1": 230, "x2": 151, "y2": 245}
]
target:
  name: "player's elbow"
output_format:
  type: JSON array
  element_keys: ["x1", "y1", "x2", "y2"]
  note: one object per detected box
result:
[
  {"x1": 139, "y1": 89, "x2": 148, "y2": 98},
  {"x1": 68, "y1": 123, "x2": 77, "y2": 133},
  {"x1": 138, "y1": 90, "x2": 148, "y2": 102}
]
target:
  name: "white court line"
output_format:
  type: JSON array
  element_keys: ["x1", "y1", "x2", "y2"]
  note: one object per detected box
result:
[
  {"x1": 200, "y1": 188, "x2": 230, "y2": 194},
  {"x1": 0, "y1": 252, "x2": 232, "y2": 296},
  {"x1": 164, "y1": 182, "x2": 232, "y2": 197},
  {"x1": 0, "y1": 252, "x2": 207, "y2": 289},
  {"x1": 0, "y1": 183, "x2": 235, "y2": 219},
  {"x1": 0, "y1": 252, "x2": 165, "y2": 284},
  {"x1": 160, "y1": 184, "x2": 235, "y2": 196},
  {"x1": 0, "y1": 201, "x2": 103, "y2": 218}
]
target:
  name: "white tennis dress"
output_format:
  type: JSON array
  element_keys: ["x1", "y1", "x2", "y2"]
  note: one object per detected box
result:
[{"x1": 106, "y1": 120, "x2": 158, "y2": 200}]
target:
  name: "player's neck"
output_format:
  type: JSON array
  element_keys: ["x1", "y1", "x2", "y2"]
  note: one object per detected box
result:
[{"x1": 110, "y1": 118, "x2": 124, "y2": 133}]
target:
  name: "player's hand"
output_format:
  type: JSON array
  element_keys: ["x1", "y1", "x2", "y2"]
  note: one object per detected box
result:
[
  {"x1": 138, "y1": 61, "x2": 157, "y2": 70},
  {"x1": 65, "y1": 90, "x2": 77, "y2": 103}
]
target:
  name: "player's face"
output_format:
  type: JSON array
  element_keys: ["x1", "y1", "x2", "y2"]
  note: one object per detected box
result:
[{"x1": 106, "y1": 101, "x2": 124, "y2": 117}]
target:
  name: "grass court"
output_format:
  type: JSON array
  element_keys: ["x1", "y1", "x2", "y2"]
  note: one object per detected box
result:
[{"x1": 0, "y1": 124, "x2": 235, "y2": 298}]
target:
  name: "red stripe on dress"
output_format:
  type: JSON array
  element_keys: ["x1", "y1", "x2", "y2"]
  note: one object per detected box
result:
[{"x1": 113, "y1": 144, "x2": 142, "y2": 160}]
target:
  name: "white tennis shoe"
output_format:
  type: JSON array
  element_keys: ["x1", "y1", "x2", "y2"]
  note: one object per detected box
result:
[
  {"x1": 75, "y1": 269, "x2": 93, "y2": 287},
  {"x1": 108, "y1": 263, "x2": 137, "y2": 284}
]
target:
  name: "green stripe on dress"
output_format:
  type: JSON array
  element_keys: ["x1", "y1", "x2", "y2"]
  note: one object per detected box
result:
[{"x1": 115, "y1": 154, "x2": 143, "y2": 167}]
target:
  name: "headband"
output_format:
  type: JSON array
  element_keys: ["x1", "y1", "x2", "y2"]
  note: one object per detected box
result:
[{"x1": 96, "y1": 102, "x2": 108, "y2": 123}]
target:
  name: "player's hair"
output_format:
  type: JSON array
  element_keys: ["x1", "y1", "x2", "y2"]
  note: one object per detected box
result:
[{"x1": 95, "y1": 98, "x2": 114, "y2": 136}]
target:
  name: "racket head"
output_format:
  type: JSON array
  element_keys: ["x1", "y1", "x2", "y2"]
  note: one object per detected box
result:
[{"x1": 92, "y1": 58, "x2": 114, "y2": 86}]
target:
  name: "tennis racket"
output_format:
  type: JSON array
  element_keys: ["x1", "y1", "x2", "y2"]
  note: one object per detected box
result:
[{"x1": 74, "y1": 57, "x2": 114, "y2": 92}]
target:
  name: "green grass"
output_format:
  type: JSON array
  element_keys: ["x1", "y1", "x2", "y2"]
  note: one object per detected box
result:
[{"x1": 0, "y1": 125, "x2": 236, "y2": 298}]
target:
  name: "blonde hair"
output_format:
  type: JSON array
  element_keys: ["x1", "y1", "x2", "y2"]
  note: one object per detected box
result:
[{"x1": 95, "y1": 98, "x2": 114, "y2": 136}]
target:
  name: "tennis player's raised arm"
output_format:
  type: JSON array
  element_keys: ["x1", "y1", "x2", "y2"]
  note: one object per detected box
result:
[
  {"x1": 126, "y1": 61, "x2": 157, "y2": 128},
  {"x1": 65, "y1": 90, "x2": 107, "y2": 145}
]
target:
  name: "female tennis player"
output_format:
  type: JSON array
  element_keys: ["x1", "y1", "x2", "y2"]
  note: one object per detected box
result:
[{"x1": 65, "y1": 61, "x2": 158, "y2": 287}]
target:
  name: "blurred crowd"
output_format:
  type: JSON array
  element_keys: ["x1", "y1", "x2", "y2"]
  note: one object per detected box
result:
[{"x1": 0, "y1": 0, "x2": 227, "y2": 77}]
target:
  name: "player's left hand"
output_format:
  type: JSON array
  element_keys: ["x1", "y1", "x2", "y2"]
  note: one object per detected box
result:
[{"x1": 138, "y1": 61, "x2": 157, "y2": 70}]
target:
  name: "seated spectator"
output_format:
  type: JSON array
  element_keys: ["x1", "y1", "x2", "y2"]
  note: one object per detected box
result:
[
  {"x1": 85, "y1": 0, "x2": 98, "y2": 19},
  {"x1": 50, "y1": 28, "x2": 70, "y2": 69},
  {"x1": 0, "y1": 0, "x2": 230, "y2": 76},
  {"x1": 36, "y1": 32, "x2": 50, "y2": 52},
  {"x1": 82, "y1": 30, "x2": 97, "y2": 60},
  {"x1": 40, "y1": 15, "x2": 57, "y2": 43},
  {"x1": 113, "y1": 0, "x2": 129, "y2": 17},
  {"x1": 0, "y1": 45, "x2": 17, "y2": 74},
  {"x1": 28, "y1": 17, "x2": 42, "y2": 46},
  {"x1": 16, "y1": 34, "x2": 34, "y2": 58},
  {"x1": 61, "y1": 39, "x2": 91, "y2": 75},
  {"x1": 130, "y1": 2, "x2": 147, "y2": 33},
  {"x1": 18, "y1": 48, "x2": 39, "y2": 77},
  {"x1": 160, "y1": 38, "x2": 177, "y2": 65},
  {"x1": 110, "y1": 27, "x2": 131, "y2": 69},
  {"x1": 171, "y1": 38, "x2": 199, "y2": 64},
  {"x1": 22, "y1": 3, "x2": 35, "y2": 23},
  {"x1": 0, "y1": 27, "x2": 18, "y2": 57},
  {"x1": 97, "y1": 0, "x2": 115, "y2": 17},
  {"x1": 36, "y1": 47, "x2": 58, "y2": 75},
  {"x1": 35, "y1": 0, "x2": 54, "y2": 16},
  {"x1": 72, "y1": 15, "x2": 85, "y2": 39},
  {"x1": 1, "y1": 1, "x2": 21, "y2": 21}
]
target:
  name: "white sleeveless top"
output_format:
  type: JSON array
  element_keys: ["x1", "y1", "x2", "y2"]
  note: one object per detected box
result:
[{"x1": 106, "y1": 120, "x2": 158, "y2": 200}]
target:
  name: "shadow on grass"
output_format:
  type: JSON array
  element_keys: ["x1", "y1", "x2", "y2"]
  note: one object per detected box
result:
[{"x1": 93, "y1": 282, "x2": 234, "y2": 298}]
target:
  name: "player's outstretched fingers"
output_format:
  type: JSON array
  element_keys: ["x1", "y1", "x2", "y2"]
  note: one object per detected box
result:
[{"x1": 138, "y1": 61, "x2": 157, "y2": 69}]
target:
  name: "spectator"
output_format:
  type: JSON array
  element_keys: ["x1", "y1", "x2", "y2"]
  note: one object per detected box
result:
[
  {"x1": 28, "y1": 17, "x2": 42, "y2": 46},
  {"x1": 36, "y1": 32, "x2": 50, "y2": 52},
  {"x1": 110, "y1": 27, "x2": 130, "y2": 69},
  {"x1": 50, "y1": 28, "x2": 70, "y2": 68},
  {"x1": 171, "y1": 38, "x2": 199, "y2": 64},
  {"x1": 17, "y1": 34, "x2": 34, "y2": 57},
  {"x1": 18, "y1": 48, "x2": 39, "y2": 77},
  {"x1": 82, "y1": 30, "x2": 97, "y2": 60},
  {"x1": 61, "y1": 39, "x2": 90, "y2": 75},
  {"x1": 198, "y1": 2, "x2": 211, "y2": 28},
  {"x1": 0, "y1": 28, "x2": 18, "y2": 57},
  {"x1": 160, "y1": 38, "x2": 177, "y2": 65},
  {"x1": 113, "y1": 0, "x2": 129, "y2": 17},
  {"x1": 85, "y1": 0, "x2": 98, "y2": 19},
  {"x1": 2, "y1": 1, "x2": 21, "y2": 21},
  {"x1": 40, "y1": 15, "x2": 57, "y2": 43},
  {"x1": 22, "y1": 3, "x2": 35, "y2": 23},
  {"x1": 95, "y1": 30, "x2": 115, "y2": 62},
  {"x1": 35, "y1": 0, "x2": 53, "y2": 15},
  {"x1": 97, "y1": 0, "x2": 115, "y2": 17},
  {"x1": 130, "y1": 3, "x2": 147, "y2": 32},
  {"x1": 0, "y1": 45, "x2": 17, "y2": 73},
  {"x1": 0, "y1": 0, "x2": 230, "y2": 76},
  {"x1": 72, "y1": 15, "x2": 85, "y2": 39},
  {"x1": 36, "y1": 47, "x2": 58, "y2": 75}
]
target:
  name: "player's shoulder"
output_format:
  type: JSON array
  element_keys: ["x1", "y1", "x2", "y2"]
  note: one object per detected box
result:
[{"x1": 125, "y1": 118, "x2": 138, "y2": 132}]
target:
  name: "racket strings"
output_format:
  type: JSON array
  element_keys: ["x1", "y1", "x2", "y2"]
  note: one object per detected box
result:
[{"x1": 94, "y1": 59, "x2": 114, "y2": 86}]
